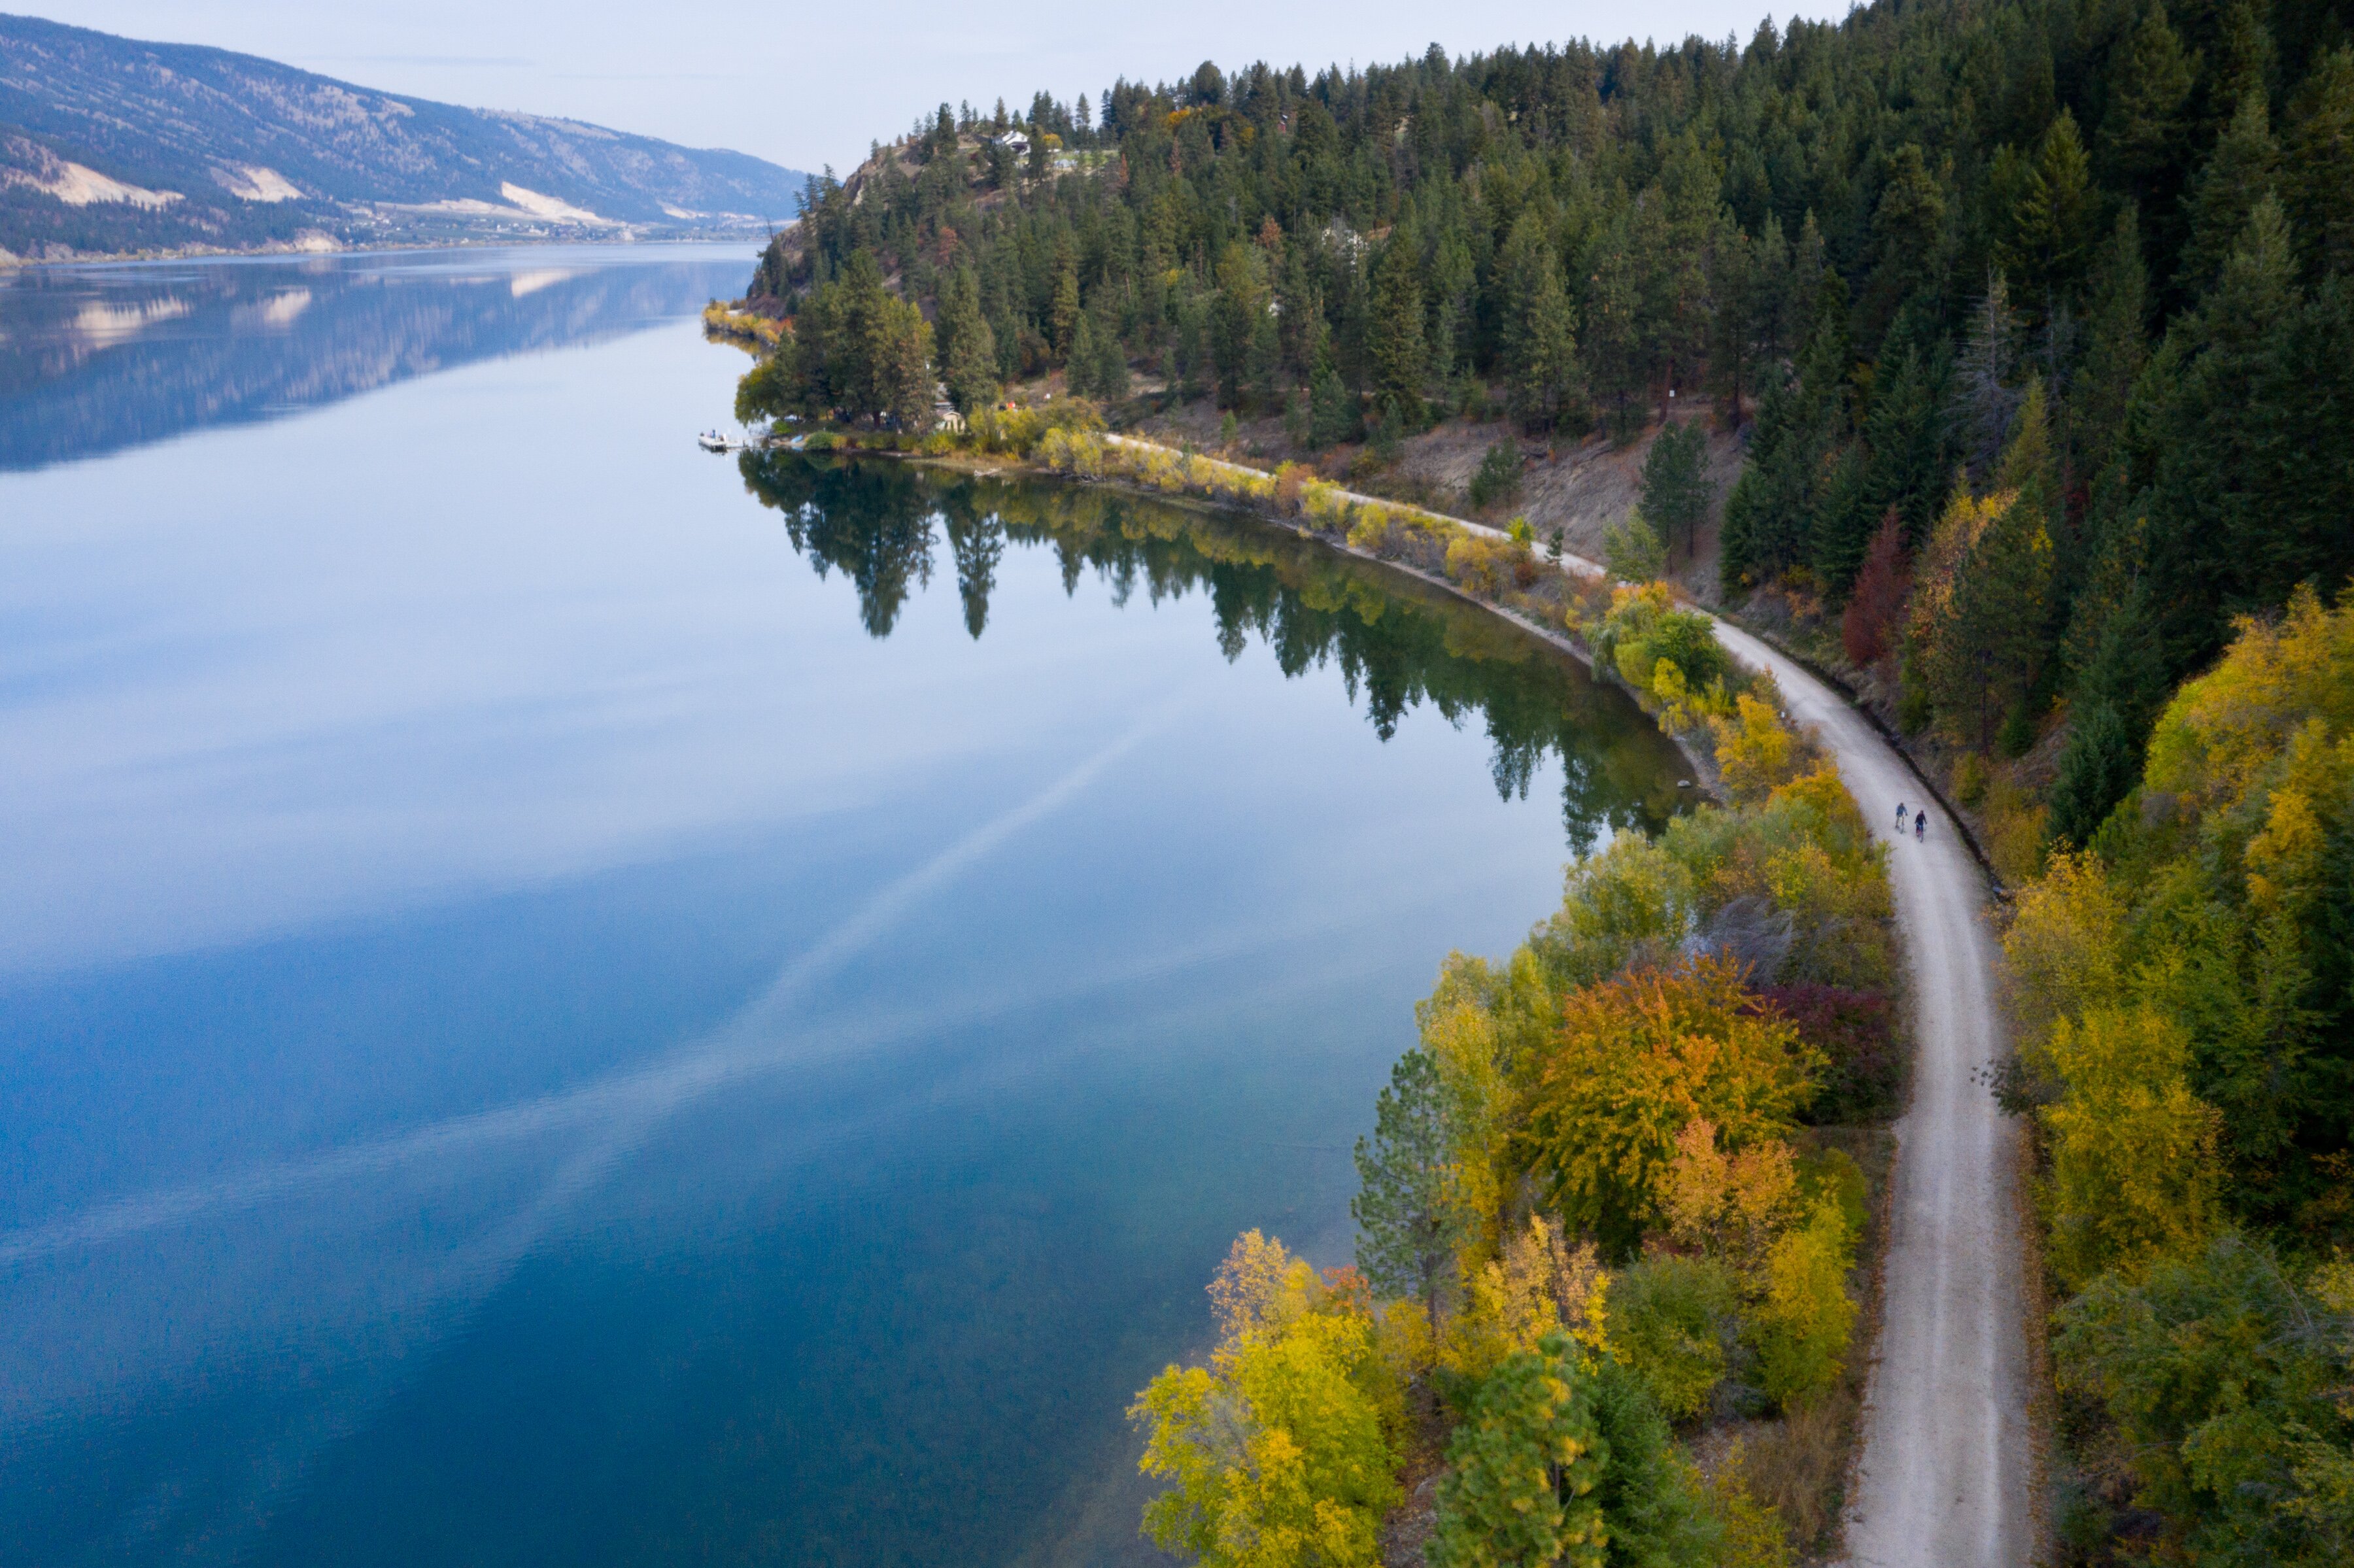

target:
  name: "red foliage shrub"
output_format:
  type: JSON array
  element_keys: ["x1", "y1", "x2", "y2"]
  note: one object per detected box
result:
[
  {"x1": 1750, "y1": 983, "x2": 1900, "y2": 1123},
  {"x1": 1841, "y1": 509, "x2": 1912, "y2": 669}
]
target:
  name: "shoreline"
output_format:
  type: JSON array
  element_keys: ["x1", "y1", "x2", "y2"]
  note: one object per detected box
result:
[
  {"x1": 810, "y1": 428, "x2": 2028, "y2": 1559},
  {"x1": 891, "y1": 437, "x2": 1720, "y2": 789},
  {"x1": 0, "y1": 229, "x2": 773, "y2": 270}
]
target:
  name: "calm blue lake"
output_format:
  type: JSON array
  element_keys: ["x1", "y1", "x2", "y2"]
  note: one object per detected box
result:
[{"x1": 0, "y1": 244, "x2": 1687, "y2": 1565}]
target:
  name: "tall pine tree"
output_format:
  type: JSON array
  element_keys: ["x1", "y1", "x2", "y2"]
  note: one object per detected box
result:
[
  {"x1": 1369, "y1": 239, "x2": 1429, "y2": 426},
  {"x1": 1352, "y1": 1048, "x2": 1467, "y2": 1334},
  {"x1": 2283, "y1": 47, "x2": 2354, "y2": 279},
  {"x1": 2175, "y1": 91, "x2": 2281, "y2": 295}
]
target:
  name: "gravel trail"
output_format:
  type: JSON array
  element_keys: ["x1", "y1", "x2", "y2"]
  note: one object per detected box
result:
[{"x1": 1707, "y1": 621, "x2": 2033, "y2": 1568}]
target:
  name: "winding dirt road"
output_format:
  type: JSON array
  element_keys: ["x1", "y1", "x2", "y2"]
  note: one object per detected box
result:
[
  {"x1": 1707, "y1": 621, "x2": 2033, "y2": 1568},
  {"x1": 1093, "y1": 440, "x2": 2037, "y2": 1561}
]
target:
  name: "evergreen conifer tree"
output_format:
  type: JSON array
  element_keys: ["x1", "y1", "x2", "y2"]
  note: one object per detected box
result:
[
  {"x1": 1212, "y1": 240, "x2": 1272, "y2": 408},
  {"x1": 1049, "y1": 248, "x2": 1081, "y2": 360},
  {"x1": 1352, "y1": 1048, "x2": 1466, "y2": 1333},
  {"x1": 2283, "y1": 47, "x2": 2354, "y2": 279},
  {"x1": 2138, "y1": 196, "x2": 2303, "y2": 673},
  {"x1": 1370, "y1": 240, "x2": 1429, "y2": 425},
  {"x1": 942, "y1": 296, "x2": 999, "y2": 415},
  {"x1": 1503, "y1": 227, "x2": 1584, "y2": 433},
  {"x1": 2100, "y1": 1, "x2": 2197, "y2": 202},
  {"x1": 2073, "y1": 209, "x2": 2149, "y2": 469},
  {"x1": 1091, "y1": 307, "x2": 1131, "y2": 402},
  {"x1": 1429, "y1": 232, "x2": 1476, "y2": 383},
  {"x1": 1586, "y1": 209, "x2": 1648, "y2": 443},
  {"x1": 1813, "y1": 444, "x2": 1878, "y2": 597},
  {"x1": 2211, "y1": 0, "x2": 2276, "y2": 114},
  {"x1": 1924, "y1": 383, "x2": 2058, "y2": 747},
  {"x1": 2047, "y1": 573, "x2": 2164, "y2": 847},
  {"x1": 1719, "y1": 374, "x2": 1813, "y2": 590},
  {"x1": 1862, "y1": 340, "x2": 1951, "y2": 545},
  {"x1": 1639, "y1": 421, "x2": 1711, "y2": 561},
  {"x1": 2003, "y1": 111, "x2": 2096, "y2": 311},
  {"x1": 2176, "y1": 92, "x2": 2281, "y2": 294},
  {"x1": 1065, "y1": 310, "x2": 1099, "y2": 398},
  {"x1": 1705, "y1": 214, "x2": 1760, "y2": 423},
  {"x1": 1308, "y1": 352, "x2": 1357, "y2": 449},
  {"x1": 1429, "y1": 1337, "x2": 1607, "y2": 1568},
  {"x1": 1875, "y1": 143, "x2": 1947, "y2": 299}
]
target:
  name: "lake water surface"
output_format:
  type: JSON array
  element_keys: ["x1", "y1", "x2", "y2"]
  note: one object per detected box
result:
[{"x1": 0, "y1": 245, "x2": 1688, "y2": 1565}]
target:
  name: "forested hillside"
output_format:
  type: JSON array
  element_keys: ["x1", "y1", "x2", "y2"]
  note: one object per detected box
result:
[
  {"x1": 737, "y1": 1, "x2": 2354, "y2": 1560},
  {"x1": 747, "y1": 0, "x2": 2353, "y2": 810}
]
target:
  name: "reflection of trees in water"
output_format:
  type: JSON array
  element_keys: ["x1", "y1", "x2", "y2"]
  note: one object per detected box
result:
[
  {"x1": 939, "y1": 485, "x2": 1003, "y2": 639},
  {"x1": 0, "y1": 254, "x2": 749, "y2": 471},
  {"x1": 739, "y1": 453, "x2": 1684, "y2": 845},
  {"x1": 736, "y1": 453, "x2": 938, "y2": 636}
]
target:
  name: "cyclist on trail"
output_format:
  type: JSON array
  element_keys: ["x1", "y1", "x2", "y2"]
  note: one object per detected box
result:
[
  {"x1": 1915, "y1": 810, "x2": 1926, "y2": 842},
  {"x1": 1896, "y1": 800, "x2": 1908, "y2": 829}
]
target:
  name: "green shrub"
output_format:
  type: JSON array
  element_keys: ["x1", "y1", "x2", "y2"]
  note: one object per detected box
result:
[
  {"x1": 968, "y1": 398, "x2": 1104, "y2": 457},
  {"x1": 1469, "y1": 438, "x2": 1523, "y2": 510},
  {"x1": 1795, "y1": 1146, "x2": 1868, "y2": 1237},
  {"x1": 1896, "y1": 656, "x2": 1931, "y2": 734},
  {"x1": 1590, "y1": 583, "x2": 1731, "y2": 700},
  {"x1": 1609, "y1": 1255, "x2": 1742, "y2": 1422},
  {"x1": 2054, "y1": 1234, "x2": 2354, "y2": 1568},
  {"x1": 1605, "y1": 507, "x2": 1667, "y2": 582},
  {"x1": 1432, "y1": 1338, "x2": 1720, "y2": 1568},
  {"x1": 1951, "y1": 750, "x2": 1987, "y2": 806}
]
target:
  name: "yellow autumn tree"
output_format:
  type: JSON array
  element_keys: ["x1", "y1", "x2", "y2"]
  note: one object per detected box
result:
[
  {"x1": 2040, "y1": 1004, "x2": 2225, "y2": 1287},
  {"x1": 2141, "y1": 583, "x2": 2354, "y2": 819},
  {"x1": 2002, "y1": 848, "x2": 2128, "y2": 1052},
  {"x1": 1422, "y1": 946, "x2": 1563, "y2": 1089},
  {"x1": 1420, "y1": 995, "x2": 1512, "y2": 1259},
  {"x1": 1709, "y1": 689, "x2": 1811, "y2": 803},
  {"x1": 1747, "y1": 1193, "x2": 1858, "y2": 1405},
  {"x1": 1133, "y1": 1232, "x2": 1403, "y2": 1568},
  {"x1": 1442, "y1": 1214, "x2": 1609, "y2": 1383},
  {"x1": 2241, "y1": 720, "x2": 2343, "y2": 923}
]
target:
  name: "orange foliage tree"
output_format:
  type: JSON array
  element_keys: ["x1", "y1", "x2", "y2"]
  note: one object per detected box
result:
[{"x1": 1521, "y1": 955, "x2": 1822, "y2": 1253}]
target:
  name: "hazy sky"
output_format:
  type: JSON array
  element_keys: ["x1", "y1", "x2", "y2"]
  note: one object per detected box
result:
[{"x1": 25, "y1": 1, "x2": 1852, "y2": 174}]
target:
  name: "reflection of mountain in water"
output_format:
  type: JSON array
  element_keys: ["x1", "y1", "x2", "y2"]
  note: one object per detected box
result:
[
  {"x1": 0, "y1": 250, "x2": 751, "y2": 471},
  {"x1": 740, "y1": 452, "x2": 1688, "y2": 845}
]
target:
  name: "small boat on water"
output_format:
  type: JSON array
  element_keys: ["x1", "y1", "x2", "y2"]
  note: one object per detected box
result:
[{"x1": 697, "y1": 430, "x2": 733, "y2": 452}]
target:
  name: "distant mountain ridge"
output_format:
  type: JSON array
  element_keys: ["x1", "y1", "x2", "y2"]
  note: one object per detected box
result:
[{"x1": 0, "y1": 12, "x2": 810, "y2": 260}]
